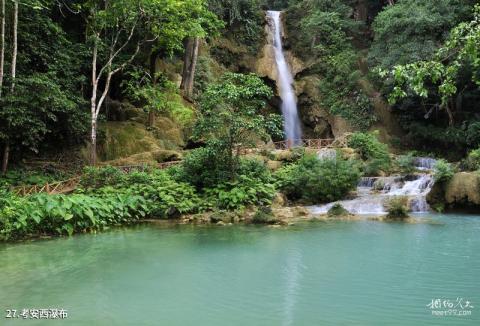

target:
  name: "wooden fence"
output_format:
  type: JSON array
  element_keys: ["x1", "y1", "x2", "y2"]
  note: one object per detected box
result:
[
  {"x1": 11, "y1": 138, "x2": 347, "y2": 196},
  {"x1": 11, "y1": 176, "x2": 81, "y2": 196}
]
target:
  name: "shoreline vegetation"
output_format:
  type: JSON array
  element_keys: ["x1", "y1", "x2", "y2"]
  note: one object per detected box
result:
[{"x1": 0, "y1": 132, "x2": 452, "y2": 243}]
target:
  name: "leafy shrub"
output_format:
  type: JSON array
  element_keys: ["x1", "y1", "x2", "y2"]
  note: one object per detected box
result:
[
  {"x1": 130, "y1": 175, "x2": 201, "y2": 218},
  {"x1": 176, "y1": 146, "x2": 232, "y2": 189},
  {"x1": 80, "y1": 166, "x2": 125, "y2": 189},
  {"x1": 433, "y1": 159, "x2": 454, "y2": 182},
  {"x1": 465, "y1": 149, "x2": 480, "y2": 171},
  {"x1": 327, "y1": 203, "x2": 349, "y2": 217},
  {"x1": 386, "y1": 196, "x2": 410, "y2": 219},
  {"x1": 0, "y1": 169, "x2": 68, "y2": 187},
  {"x1": 275, "y1": 155, "x2": 361, "y2": 204},
  {"x1": 466, "y1": 122, "x2": 480, "y2": 148},
  {"x1": 0, "y1": 190, "x2": 148, "y2": 241},
  {"x1": 204, "y1": 175, "x2": 276, "y2": 210},
  {"x1": 348, "y1": 132, "x2": 391, "y2": 175},
  {"x1": 396, "y1": 152, "x2": 416, "y2": 174}
]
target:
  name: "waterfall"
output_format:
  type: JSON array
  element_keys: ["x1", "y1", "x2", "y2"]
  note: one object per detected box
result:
[
  {"x1": 309, "y1": 174, "x2": 435, "y2": 215},
  {"x1": 267, "y1": 11, "x2": 302, "y2": 143},
  {"x1": 413, "y1": 157, "x2": 437, "y2": 170}
]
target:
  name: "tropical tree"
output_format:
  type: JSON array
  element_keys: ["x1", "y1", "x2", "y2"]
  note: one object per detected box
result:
[
  {"x1": 193, "y1": 72, "x2": 282, "y2": 179},
  {"x1": 383, "y1": 4, "x2": 480, "y2": 127}
]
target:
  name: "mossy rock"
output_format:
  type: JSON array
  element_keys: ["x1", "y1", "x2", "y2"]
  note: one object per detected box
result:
[
  {"x1": 151, "y1": 150, "x2": 182, "y2": 163},
  {"x1": 267, "y1": 160, "x2": 283, "y2": 171},
  {"x1": 98, "y1": 122, "x2": 162, "y2": 161},
  {"x1": 251, "y1": 206, "x2": 280, "y2": 225},
  {"x1": 97, "y1": 119, "x2": 184, "y2": 163},
  {"x1": 327, "y1": 203, "x2": 350, "y2": 217},
  {"x1": 153, "y1": 116, "x2": 185, "y2": 148},
  {"x1": 272, "y1": 150, "x2": 305, "y2": 162},
  {"x1": 106, "y1": 100, "x2": 142, "y2": 122}
]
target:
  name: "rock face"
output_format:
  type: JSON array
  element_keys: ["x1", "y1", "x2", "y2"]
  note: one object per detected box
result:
[
  {"x1": 445, "y1": 172, "x2": 480, "y2": 206},
  {"x1": 427, "y1": 172, "x2": 480, "y2": 208},
  {"x1": 255, "y1": 12, "x2": 359, "y2": 140},
  {"x1": 256, "y1": 16, "x2": 305, "y2": 90},
  {"x1": 96, "y1": 121, "x2": 183, "y2": 165}
]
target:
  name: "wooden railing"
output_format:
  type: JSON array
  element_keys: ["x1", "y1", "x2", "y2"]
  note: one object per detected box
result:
[
  {"x1": 11, "y1": 176, "x2": 81, "y2": 196},
  {"x1": 11, "y1": 161, "x2": 183, "y2": 196},
  {"x1": 11, "y1": 138, "x2": 346, "y2": 196},
  {"x1": 270, "y1": 138, "x2": 335, "y2": 150}
]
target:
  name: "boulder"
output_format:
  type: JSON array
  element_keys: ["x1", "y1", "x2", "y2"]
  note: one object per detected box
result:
[
  {"x1": 272, "y1": 192, "x2": 287, "y2": 208},
  {"x1": 445, "y1": 172, "x2": 480, "y2": 206}
]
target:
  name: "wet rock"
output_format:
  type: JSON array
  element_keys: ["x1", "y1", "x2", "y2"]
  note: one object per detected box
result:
[{"x1": 272, "y1": 193, "x2": 287, "y2": 208}]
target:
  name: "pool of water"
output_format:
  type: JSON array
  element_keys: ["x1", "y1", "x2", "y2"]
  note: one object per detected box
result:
[{"x1": 1, "y1": 214, "x2": 479, "y2": 325}]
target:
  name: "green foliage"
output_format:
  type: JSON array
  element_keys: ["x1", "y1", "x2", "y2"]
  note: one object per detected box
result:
[
  {"x1": 348, "y1": 132, "x2": 391, "y2": 175},
  {"x1": 286, "y1": 0, "x2": 376, "y2": 130},
  {"x1": 465, "y1": 149, "x2": 480, "y2": 171},
  {"x1": 275, "y1": 155, "x2": 361, "y2": 204},
  {"x1": 204, "y1": 175, "x2": 276, "y2": 210},
  {"x1": 396, "y1": 152, "x2": 416, "y2": 174},
  {"x1": 466, "y1": 122, "x2": 480, "y2": 148},
  {"x1": 383, "y1": 4, "x2": 480, "y2": 121},
  {"x1": 129, "y1": 173, "x2": 201, "y2": 218},
  {"x1": 433, "y1": 159, "x2": 455, "y2": 182},
  {"x1": 369, "y1": 0, "x2": 475, "y2": 69},
  {"x1": 123, "y1": 70, "x2": 194, "y2": 127},
  {"x1": 386, "y1": 196, "x2": 410, "y2": 220},
  {"x1": 327, "y1": 203, "x2": 349, "y2": 217},
  {"x1": 192, "y1": 73, "x2": 280, "y2": 183},
  {"x1": 0, "y1": 169, "x2": 68, "y2": 188},
  {"x1": 0, "y1": 190, "x2": 148, "y2": 241},
  {"x1": 176, "y1": 144, "x2": 232, "y2": 189},
  {"x1": 80, "y1": 166, "x2": 126, "y2": 189},
  {"x1": 207, "y1": 0, "x2": 263, "y2": 50}
]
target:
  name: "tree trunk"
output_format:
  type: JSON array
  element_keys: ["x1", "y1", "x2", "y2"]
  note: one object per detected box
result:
[
  {"x1": 445, "y1": 101, "x2": 455, "y2": 127},
  {"x1": 90, "y1": 39, "x2": 98, "y2": 166},
  {"x1": 355, "y1": 0, "x2": 368, "y2": 22},
  {"x1": 180, "y1": 37, "x2": 199, "y2": 99},
  {"x1": 0, "y1": 0, "x2": 5, "y2": 97},
  {"x1": 11, "y1": 1, "x2": 17, "y2": 93},
  {"x1": 1, "y1": 143, "x2": 9, "y2": 175},
  {"x1": 148, "y1": 51, "x2": 158, "y2": 127},
  {"x1": 90, "y1": 118, "x2": 97, "y2": 165},
  {"x1": 2, "y1": 1, "x2": 18, "y2": 173}
]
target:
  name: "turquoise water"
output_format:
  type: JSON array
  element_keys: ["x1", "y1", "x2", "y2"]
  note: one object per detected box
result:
[{"x1": 1, "y1": 214, "x2": 479, "y2": 325}]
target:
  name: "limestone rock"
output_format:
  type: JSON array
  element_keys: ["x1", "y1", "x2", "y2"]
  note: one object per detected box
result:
[
  {"x1": 272, "y1": 192, "x2": 287, "y2": 208},
  {"x1": 445, "y1": 172, "x2": 480, "y2": 206},
  {"x1": 267, "y1": 160, "x2": 283, "y2": 171}
]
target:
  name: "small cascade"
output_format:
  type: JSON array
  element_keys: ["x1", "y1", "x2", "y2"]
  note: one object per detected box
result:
[
  {"x1": 266, "y1": 11, "x2": 302, "y2": 144},
  {"x1": 309, "y1": 174, "x2": 435, "y2": 215},
  {"x1": 317, "y1": 148, "x2": 337, "y2": 161},
  {"x1": 413, "y1": 157, "x2": 437, "y2": 170}
]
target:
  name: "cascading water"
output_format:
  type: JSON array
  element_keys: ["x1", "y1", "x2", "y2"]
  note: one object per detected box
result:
[
  {"x1": 309, "y1": 174, "x2": 435, "y2": 215},
  {"x1": 267, "y1": 11, "x2": 302, "y2": 143},
  {"x1": 413, "y1": 157, "x2": 437, "y2": 171}
]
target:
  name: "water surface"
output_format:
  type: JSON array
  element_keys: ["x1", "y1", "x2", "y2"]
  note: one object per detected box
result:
[{"x1": 1, "y1": 214, "x2": 479, "y2": 325}]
